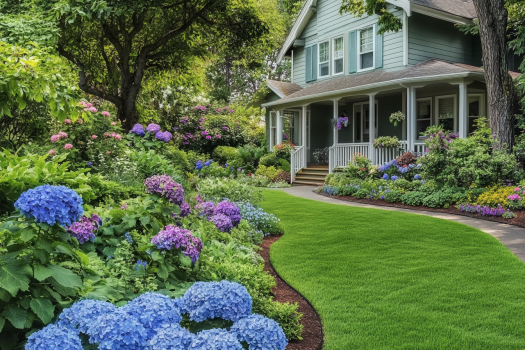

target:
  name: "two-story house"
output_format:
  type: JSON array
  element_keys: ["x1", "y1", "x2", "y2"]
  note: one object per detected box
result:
[{"x1": 262, "y1": 0, "x2": 521, "y2": 184}]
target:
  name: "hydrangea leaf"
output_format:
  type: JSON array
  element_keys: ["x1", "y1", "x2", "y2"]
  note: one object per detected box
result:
[
  {"x1": 18, "y1": 226, "x2": 36, "y2": 242},
  {"x1": 139, "y1": 216, "x2": 150, "y2": 225},
  {"x1": 33, "y1": 249, "x2": 50, "y2": 264},
  {"x1": 0, "y1": 260, "x2": 32, "y2": 296},
  {"x1": 178, "y1": 252, "x2": 192, "y2": 267},
  {"x1": 0, "y1": 288, "x2": 11, "y2": 302},
  {"x1": 30, "y1": 298, "x2": 55, "y2": 324},
  {"x1": 2, "y1": 304, "x2": 28, "y2": 329},
  {"x1": 33, "y1": 264, "x2": 53, "y2": 282},
  {"x1": 47, "y1": 265, "x2": 82, "y2": 289},
  {"x1": 0, "y1": 315, "x2": 5, "y2": 332},
  {"x1": 74, "y1": 250, "x2": 90, "y2": 266}
]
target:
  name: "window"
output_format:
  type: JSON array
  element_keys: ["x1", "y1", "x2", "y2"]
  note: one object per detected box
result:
[
  {"x1": 468, "y1": 94, "x2": 485, "y2": 133},
  {"x1": 318, "y1": 41, "x2": 330, "y2": 77},
  {"x1": 270, "y1": 111, "x2": 277, "y2": 150},
  {"x1": 283, "y1": 111, "x2": 295, "y2": 143},
  {"x1": 435, "y1": 95, "x2": 457, "y2": 132},
  {"x1": 333, "y1": 37, "x2": 344, "y2": 75},
  {"x1": 358, "y1": 27, "x2": 374, "y2": 70},
  {"x1": 416, "y1": 98, "x2": 432, "y2": 137}
]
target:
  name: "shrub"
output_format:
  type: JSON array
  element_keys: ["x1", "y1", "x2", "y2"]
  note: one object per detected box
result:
[
  {"x1": 163, "y1": 145, "x2": 191, "y2": 173},
  {"x1": 384, "y1": 189, "x2": 404, "y2": 203},
  {"x1": 475, "y1": 185, "x2": 514, "y2": 208},
  {"x1": 197, "y1": 178, "x2": 263, "y2": 204},
  {"x1": 274, "y1": 170, "x2": 291, "y2": 184},
  {"x1": 345, "y1": 154, "x2": 376, "y2": 180},
  {"x1": 255, "y1": 165, "x2": 280, "y2": 181},
  {"x1": 396, "y1": 152, "x2": 417, "y2": 167},
  {"x1": 401, "y1": 191, "x2": 426, "y2": 206},
  {"x1": 422, "y1": 191, "x2": 454, "y2": 208},
  {"x1": 259, "y1": 153, "x2": 281, "y2": 168},
  {"x1": 236, "y1": 202, "x2": 284, "y2": 236},
  {"x1": 213, "y1": 146, "x2": 239, "y2": 164},
  {"x1": 279, "y1": 159, "x2": 291, "y2": 172},
  {"x1": 231, "y1": 314, "x2": 288, "y2": 350}
]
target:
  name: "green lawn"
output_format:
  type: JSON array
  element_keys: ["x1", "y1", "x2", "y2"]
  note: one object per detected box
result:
[{"x1": 260, "y1": 190, "x2": 525, "y2": 350}]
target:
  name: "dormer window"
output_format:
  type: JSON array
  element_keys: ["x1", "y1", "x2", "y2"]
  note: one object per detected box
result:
[
  {"x1": 358, "y1": 27, "x2": 374, "y2": 71},
  {"x1": 332, "y1": 37, "x2": 344, "y2": 75},
  {"x1": 319, "y1": 41, "x2": 330, "y2": 77}
]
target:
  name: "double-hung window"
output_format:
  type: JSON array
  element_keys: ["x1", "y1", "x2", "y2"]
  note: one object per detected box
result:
[
  {"x1": 436, "y1": 95, "x2": 457, "y2": 132},
  {"x1": 416, "y1": 98, "x2": 432, "y2": 137},
  {"x1": 318, "y1": 41, "x2": 330, "y2": 77},
  {"x1": 332, "y1": 37, "x2": 344, "y2": 75},
  {"x1": 468, "y1": 94, "x2": 485, "y2": 133},
  {"x1": 358, "y1": 27, "x2": 374, "y2": 71}
]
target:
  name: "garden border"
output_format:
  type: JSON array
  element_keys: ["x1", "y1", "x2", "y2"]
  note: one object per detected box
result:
[{"x1": 261, "y1": 236, "x2": 324, "y2": 350}]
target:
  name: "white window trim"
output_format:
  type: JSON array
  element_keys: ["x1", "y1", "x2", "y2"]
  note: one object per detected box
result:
[
  {"x1": 357, "y1": 26, "x2": 375, "y2": 72},
  {"x1": 434, "y1": 94, "x2": 458, "y2": 132},
  {"x1": 332, "y1": 36, "x2": 344, "y2": 76},
  {"x1": 318, "y1": 41, "x2": 330, "y2": 78},
  {"x1": 416, "y1": 97, "x2": 432, "y2": 140},
  {"x1": 467, "y1": 93, "x2": 485, "y2": 133},
  {"x1": 269, "y1": 111, "x2": 277, "y2": 151}
]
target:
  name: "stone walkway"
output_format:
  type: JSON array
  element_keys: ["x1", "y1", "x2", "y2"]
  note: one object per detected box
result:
[{"x1": 275, "y1": 186, "x2": 525, "y2": 262}]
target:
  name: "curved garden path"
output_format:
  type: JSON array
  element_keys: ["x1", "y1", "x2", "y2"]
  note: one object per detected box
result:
[{"x1": 277, "y1": 186, "x2": 525, "y2": 262}]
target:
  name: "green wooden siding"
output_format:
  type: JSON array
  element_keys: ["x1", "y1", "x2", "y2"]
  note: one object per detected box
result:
[{"x1": 408, "y1": 12, "x2": 482, "y2": 66}]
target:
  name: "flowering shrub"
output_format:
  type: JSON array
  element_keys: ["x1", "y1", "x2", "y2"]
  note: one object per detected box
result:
[
  {"x1": 211, "y1": 213, "x2": 234, "y2": 232},
  {"x1": 378, "y1": 158, "x2": 420, "y2": 180},
  {"x1": 475, "y1": 185, "x2": 514, "y2": 208},
  {"x1": 196, "y1": 201, "x2": 216, "y2": 219},
  {"x1": 188, "y1": 329, "x2": 243, "y2": 350},
  {"x1": 86, "y1": 309, "x2": 148, "y2": 349},
  {"x1": 230, "y1": 314, "x2": 288, "y2": 350},
  {"x1": 344, "y1": 153, "x2": 376, "y2": 180},
  {"x1": 194, "y1": 159, "x2": 240, "y2": 178},
  {"x1": 214, "y1": 201, "x2": 241, "y2": 227},
  {"x1": 235, "y1": 202, "x2": 283, "y2": 236},
  {"x1": 25, "y1": 324, "x2": 82, "y2": 350},
  {"x1": 181, "y1": 281, "x2": 252, "y2": 322},
  {"x1": 14, "y1": 185, "x2": 83, "y2": 226},
  {"x1": 122, "y1": 292, "x2": 182, "y2": 337},
  {"x1": 180, "y1": 202, "x2": 192, "y2": 217},
  {"x1": 146, "y1": 324, "x2": 195, "y2": 350},
  {"x1": 144, "y1": 175, "x2": 185, "y2": 205},
  {"x1": 273, "y1": 141, "x2": 295, "y2": 159},
  {"x1": 58, "y1": 300, "x2": 117, "y2": 334},
  {"x1": 151, "y1": 225, "x2": 203, "y2": 262}
]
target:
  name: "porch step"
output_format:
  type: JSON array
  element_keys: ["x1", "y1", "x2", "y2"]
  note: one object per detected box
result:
[
  {"x1": 294, "y1": 166, "x2": 329, "y2": 186},
  {"x1": 294, "y1": 175, "x2": 326, "y2": 181},
  {"x1": 293, "y1": 180, "x2": 324, "y2": 186}
]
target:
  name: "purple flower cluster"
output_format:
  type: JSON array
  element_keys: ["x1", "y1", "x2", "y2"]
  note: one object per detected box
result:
[
  {"x1": 151, "y1": 225, "x2": 203, "y2": 262},
  {"x1": 336, "y1": 116, "x2": 348, "y2": 130},
  {"x1": 180, "y1": 202, "x2": 191, "y2": 217},
  {"x1": 130, "y1": 124, "x2": 145, "y2": 136},
  {"x1": 195, "y1": 201, "x2": 215, "y2": 218},
  {"x1": 154, "y1": 131, "x2": 173, "y2": 143},
  {"x1": 211, "y1": 213, "x2": 234, "y2": 232},
  {"x1": 146, "y1": 123, "x2": 161, "y2": 134},
  {"x1": 144, "y1": 175, "x2": 185, "y2": 205},
  {"x1": 458, "y1": 204, "x2": 505, "y2": 216},
  {"x1": 423, "y1": 130, "x2": 459, "y2": 151},
  {"x1": 66, "y1": 214, "x2": 102, "y2": 243},
  {"x1": 214, "y1": 201, "x2": 241, "y2": 227}
]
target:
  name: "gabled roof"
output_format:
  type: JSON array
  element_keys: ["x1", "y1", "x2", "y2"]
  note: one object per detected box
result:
[
  {"x1": 277, "y1": 0, "x2": 475, "y2": 63},
  {"x1": 263, "y1": 59, "x2": 522, "y2": 108},
  {"x1": 266, "y1": 80, "x2": 303, "y2": 98}
]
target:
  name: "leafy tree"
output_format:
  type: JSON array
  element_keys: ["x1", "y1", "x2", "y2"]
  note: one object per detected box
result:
[
  {"x1": 339, "y1": 0, "x2": 402, "y2": 34},
  {"x1": 44, "y1": 0, "x2": 268, "y2": 131}
]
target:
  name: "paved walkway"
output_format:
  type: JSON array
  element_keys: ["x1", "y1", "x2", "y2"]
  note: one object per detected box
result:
[{"x1": 276, "y1": 186, "x2": 525, "y2": 262}]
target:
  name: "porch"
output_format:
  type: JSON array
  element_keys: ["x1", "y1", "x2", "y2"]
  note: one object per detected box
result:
[{"x1": 264, "y1": 60, "x2": 488, "y2": 183}]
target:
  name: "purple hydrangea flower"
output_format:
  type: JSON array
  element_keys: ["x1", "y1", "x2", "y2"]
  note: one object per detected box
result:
[
  {"x1": 146, "y1": 123, "x2": 161, "y2": 134},
  {"x1": 214, "y1": 201, "x2": 241, "y2": 227},
  {"x1": 144, "y1": 175, "x2": 185, "y2": 205},
  {"x1": 195, "y1": 201, "x2": 215, "y2": 219},
  {"x1": 151, "y1": 225, "x2": 203, "y2": 262},
  {"x1": 180, "y1": 202, "x2": 191, "y2": 217},
  {"x1": 66, "y1": 215, "x2": 99, "y2": 243},
  {"x1": 130, "y1": 124, "x2": 145, "y2": 136},
  {"x1": 155, "y1": 131, "x2": 173, "y2": 143},
  {"x1": 211, "y1": 213, "x2": 233, "y2": 232}
]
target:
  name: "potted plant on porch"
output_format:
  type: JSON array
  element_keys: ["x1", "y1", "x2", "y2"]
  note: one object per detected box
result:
[{"x1": 373, "y1": 136, "x2": 402, "y2": 149}]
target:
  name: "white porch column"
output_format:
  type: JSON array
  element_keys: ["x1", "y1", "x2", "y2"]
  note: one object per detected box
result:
[
  {"x1": 401, "y1": 90, "x2": 407, "y2": 141},
  {"x1": 406, "y1": 87, "x2": 417, "y2": 152},
  {"x1": 458, "y1": 80, "x2": 468, "y2": 138},
  {"x1": 276, "y1": 110, "x2": 283, "y2": 145},
  {"x1": 302, "y1": 105, "x2": 307, "y2": 147},
  {"x1": 332, "y1": 100, "x2": 339, "y2": 146},
  {"x1": 368, "y1": 93, "x2": 377, "y2": 163}
]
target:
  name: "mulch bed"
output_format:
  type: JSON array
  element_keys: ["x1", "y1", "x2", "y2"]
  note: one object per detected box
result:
[
  {"x1": 317, "y1": 192, "x2": 525, "y2": 228},
  {"x1": 261, "y1": 236, "x2": 323, "y2": 350}
]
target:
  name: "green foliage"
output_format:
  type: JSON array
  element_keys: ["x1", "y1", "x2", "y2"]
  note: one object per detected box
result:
[
  {"x1": 259, "y1": 153, "x2": 281, "y2": 168},
  {"x1": 255, "y1": 165, "x2": 280, "y2": 181},
  {"x1": 0, "y1": 13, "x2": 60, "y2": 48},
  {"x1": 213, "y1": 146, "x2": 240, "y2": 164},
  {"x1": 279, "y1": 159, "x2": 291, "y2": 173},
  {"x1": 344, "y1": 154, "x2": 376, "y2": 180},
  {"x1": 339, "y1": 0, "x2": 402, "y2": 34},
  {"x1": 401, "y1": 191, "x2": 427, "y2": 206},
  {"x1": 129, "y1": 150, "x2": 184, "y2": 180},
  {"x1": 162, "y1": 146, "x2": 191, "y2": 174},
  {"x1": 384, "y1": 189, "x2": 404, "y2": 203},
  {"x1": 197, "y1": 178, "x2": 263, "y2": 204},
  {"x1": 0, "y1": 42, "x2": 79, "y2": 122},
  {"x1": 373, "y1": 136, "x2": 401, "y2": 149},
  {"x1": 421, "y1": 191, "x2": 454, "y2": 208}
]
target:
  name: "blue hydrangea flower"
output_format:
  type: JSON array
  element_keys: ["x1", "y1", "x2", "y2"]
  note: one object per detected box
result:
[
  {"x1": 382, "y1": 174, "x2": 389, "y2": 180},
  {"x1": 414, "y1": 174, "x2": 421, "y2": 180},
  {"x1": 188, "y1": 329, "x2": 243, "y2": 350},
  {"x1": 421, "y1": 180, "x2": 425, "y2": 184},
  {"x1": 181, "y1": 281, "x2": 252, "y2": 322},
  {"x1": 121, "y1": 292, "x2": 182, "y2": 338},
  {"x1": 235, "y1": 202, "x2": 280, "y2": 236},
  {"x1": 130, "y1": 124, "x2": 145, "y2": 136},
  {"x1": 58, "y1": 299, "x2": 117, "y2": 334},
  {"x1": 86, "y1": 309, "x2": 148, "y2": 350},
  {"x1": 135, "y1": 259, "x2": 147, "y2": 271},
  {"x1": 391, "y1": 176, "x2": 398, "y2": 181},
  {"x1": 125, "y1": 232, "x2": 133, "y2": 243},
  {"x1": 14, "y1": 185, "x2": 83, "y2": 226},
  {"x1": 146, "y1": 323, "x2": 194, "y2": 350},
  {"x1": 195, "y1": 161, "x2": 204, "y2": 170},
  {"x1": 230, "y1": 314, "x2": 288, "y2": 350},
  {"x1": 25, "y1": 324, "x2": 82, "y2": 350},
  {"x1": 204, "y1": 161, "x2": 210, "y2": 167}
]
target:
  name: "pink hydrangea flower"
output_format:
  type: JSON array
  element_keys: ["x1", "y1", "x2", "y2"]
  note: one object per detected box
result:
[
  {"x1": 115, "y1": 134, "x2": 122, "y2": 140},
  {"x1": 514, "y1": 187, "x2": 521, "y2": 192},
  {"x1": 86, "y1": 103, "x2": 92, "y2": 108},
  {"x1": 49, "y1": 150, "x2": 55, "y2": 155},
  {"x1": 216, "y1": 135, "x2": 221, "y2": 138},
  {"x1": 64, "y1": 144, "x2": 73, "y2": 150},
  {"x1": 206, "y1": 135, "x2": 211, "y2": 139},
  {"x1": 217, "y1": 108, "x2": 222, "y2": 112},
  {"x1": 51, "y1": 135, "x2": 60, "y2": 143},
  {"x1": 110, "y1": 133, "x2": 116, "y2": 137},
  {"x1": 58, "y1": 131, "x2": 68, "y2": 139},
  {"x1": 106, "y1": 151, "x2": 111, "y2": 154},
  {"x1": 92, "y1": 135, "x2": 98, "y2": 139},
  {"x1": 64, "y1": 119, "x2": 71, "y2": 124},
  {"x1": 121, "y1": 204, "x2": 128, "y2": 210},
  {"x1": 101, "y1": 111, "x2": 110, "y2": 117},
  {"x1": 88, "y1": 107, "x2": 97, "y2": 113},
  {"x1": 111, "y1": 122, "x2": 116, "y2": 126},
  {"x1": 229, "y1": 109, "x2": 234, "y2": 113}
]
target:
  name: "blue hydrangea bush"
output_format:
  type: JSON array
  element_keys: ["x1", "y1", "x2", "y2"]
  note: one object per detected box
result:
[
  {"x1": 25, "y1": 324, "x2": 83, "y2": 350},
  {"x1": 188, "y1": 329, "x2": 243, "y2": 350},
  {"x1": 230, "y1": 314, "x2": 288, "y2": 350},
  {"x1": 235, "y1": 202, "x2": 283, "y2": 236}
]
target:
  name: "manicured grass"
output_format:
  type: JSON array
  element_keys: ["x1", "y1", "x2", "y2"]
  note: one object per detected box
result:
[{"x1": 260, "y1": 190, "x2": 525, "y2": 350}]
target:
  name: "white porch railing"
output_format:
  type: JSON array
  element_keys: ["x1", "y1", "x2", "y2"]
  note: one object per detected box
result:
[
  {"x1": 290, "y1": 146, "x2": 306, "y2": 183},
  {"x1": 328, "y1": 141, "x2": 428, "y2": 172}
]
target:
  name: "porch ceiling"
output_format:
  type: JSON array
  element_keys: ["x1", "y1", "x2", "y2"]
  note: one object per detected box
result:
[{"x1": 262, "y1": 59, "x2": 499, "y2": 109}]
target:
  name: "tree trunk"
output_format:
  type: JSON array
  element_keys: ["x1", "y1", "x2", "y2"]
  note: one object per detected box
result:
[
  {"x1": 118, "y1": 95, "x2": 140, "y2": 132},
  {"x1": 473, "y1": 0, "x2": 515, "y2": 151}
]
